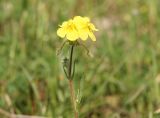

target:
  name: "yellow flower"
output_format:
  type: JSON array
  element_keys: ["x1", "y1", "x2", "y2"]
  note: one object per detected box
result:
[
  {"x1": 73, "y1": 16, "x2": 98, "y2": 41},
  {"x1": 57, "y1": 16, "x2": 98, "y2": 41},
  {"x1": 57, "y1": 19, "x2": 79, "y2": 41}
]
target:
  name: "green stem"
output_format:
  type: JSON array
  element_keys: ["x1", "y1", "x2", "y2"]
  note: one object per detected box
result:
[{"x1": 68, "y1": 44, "x2": 78, "y2": 118}]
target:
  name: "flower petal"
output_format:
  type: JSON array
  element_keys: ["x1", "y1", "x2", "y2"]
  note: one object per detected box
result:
[
  {"x1": 88, "y1": 32, "x2": 96, "y2": 41},
  {"x1": 73, "y1": 16, "x2": 84, "y2": 28},
  {"x1": 57, "y1": 28, "x2": 67, "y2": 38},
  {"x1": 79, "y1": 30, "x2": 88, "y2": 40},
  {"x1": 59, "y1": 21, "x2": 68, "y2": 27},
  {"x1": 89, "y1": 23, "x2": 98, "y2": 31},
  {"x1": 66, "y1": 30, "x2": 79, "y2": 41},
  {"x1": 83, "y1": 17, "x2": 90, "y2": 22},
  {"x1": 73, "y1": 16, "x2": 84, "y2": 22}
]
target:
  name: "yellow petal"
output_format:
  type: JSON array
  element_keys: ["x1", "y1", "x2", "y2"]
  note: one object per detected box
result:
[
  {"x1": 61, "y1": 21, "x2": 68, "y2": 27},
  {"x1": 57, "y1": 28, "x2": 67, "y2": 38},
  {"x1": 67, "y1": 19, "x2": 74, "y2": 25},
  {"x1": 66, "y1": 30, "x2": 79, "y2": 41},
  {"x1": 88, "y1": 32, "x2": 96, "y2": 41},
  {"x1": 79, "y1": 30, "x2": 88, "y2": 40},
  {"x1": 89, "y1": 23, "x2": 98, "y2": 31},
  {"x1": 73, "y1": 16, "x2": 83, "y2": 22},
  {"x1": 83, "y1": 17, "x2": 90, "y2": 22},
  {"x1": 73, "y1": 16, "x2": 84, "y2": 28}
]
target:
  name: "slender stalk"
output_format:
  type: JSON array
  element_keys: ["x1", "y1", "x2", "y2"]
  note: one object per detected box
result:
[
  {"x1": 68, "y1": 45, "x2": 74, "y2": 79},
  {"x1": 69, "y1": 80, "x2": 78, "y2": 118},
  {"x1": 68, "y1": 44, "x2": 78, "y2": 118}
]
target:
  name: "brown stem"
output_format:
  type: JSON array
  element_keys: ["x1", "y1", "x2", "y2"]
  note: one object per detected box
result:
[
  {"x1": 69, "y1": 80, "x2": 78, "y2": 118},
  {"x1": 68, "y1": 44, "x2": 78, "y2": 118}
]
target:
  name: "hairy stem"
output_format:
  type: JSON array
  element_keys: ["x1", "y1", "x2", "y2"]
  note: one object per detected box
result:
[{"x1": 69, "y1": 79, "x2": 78, "y2": 118}]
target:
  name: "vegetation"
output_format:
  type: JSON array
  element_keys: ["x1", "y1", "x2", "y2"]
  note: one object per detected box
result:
[{"x1": 0, "y1": 0, "x2": 160, "y2": 117}]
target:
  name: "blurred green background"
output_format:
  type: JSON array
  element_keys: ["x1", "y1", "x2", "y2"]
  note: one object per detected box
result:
[{"x1": 0, "y1": 0, "x2": 160, "y2": 118}]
